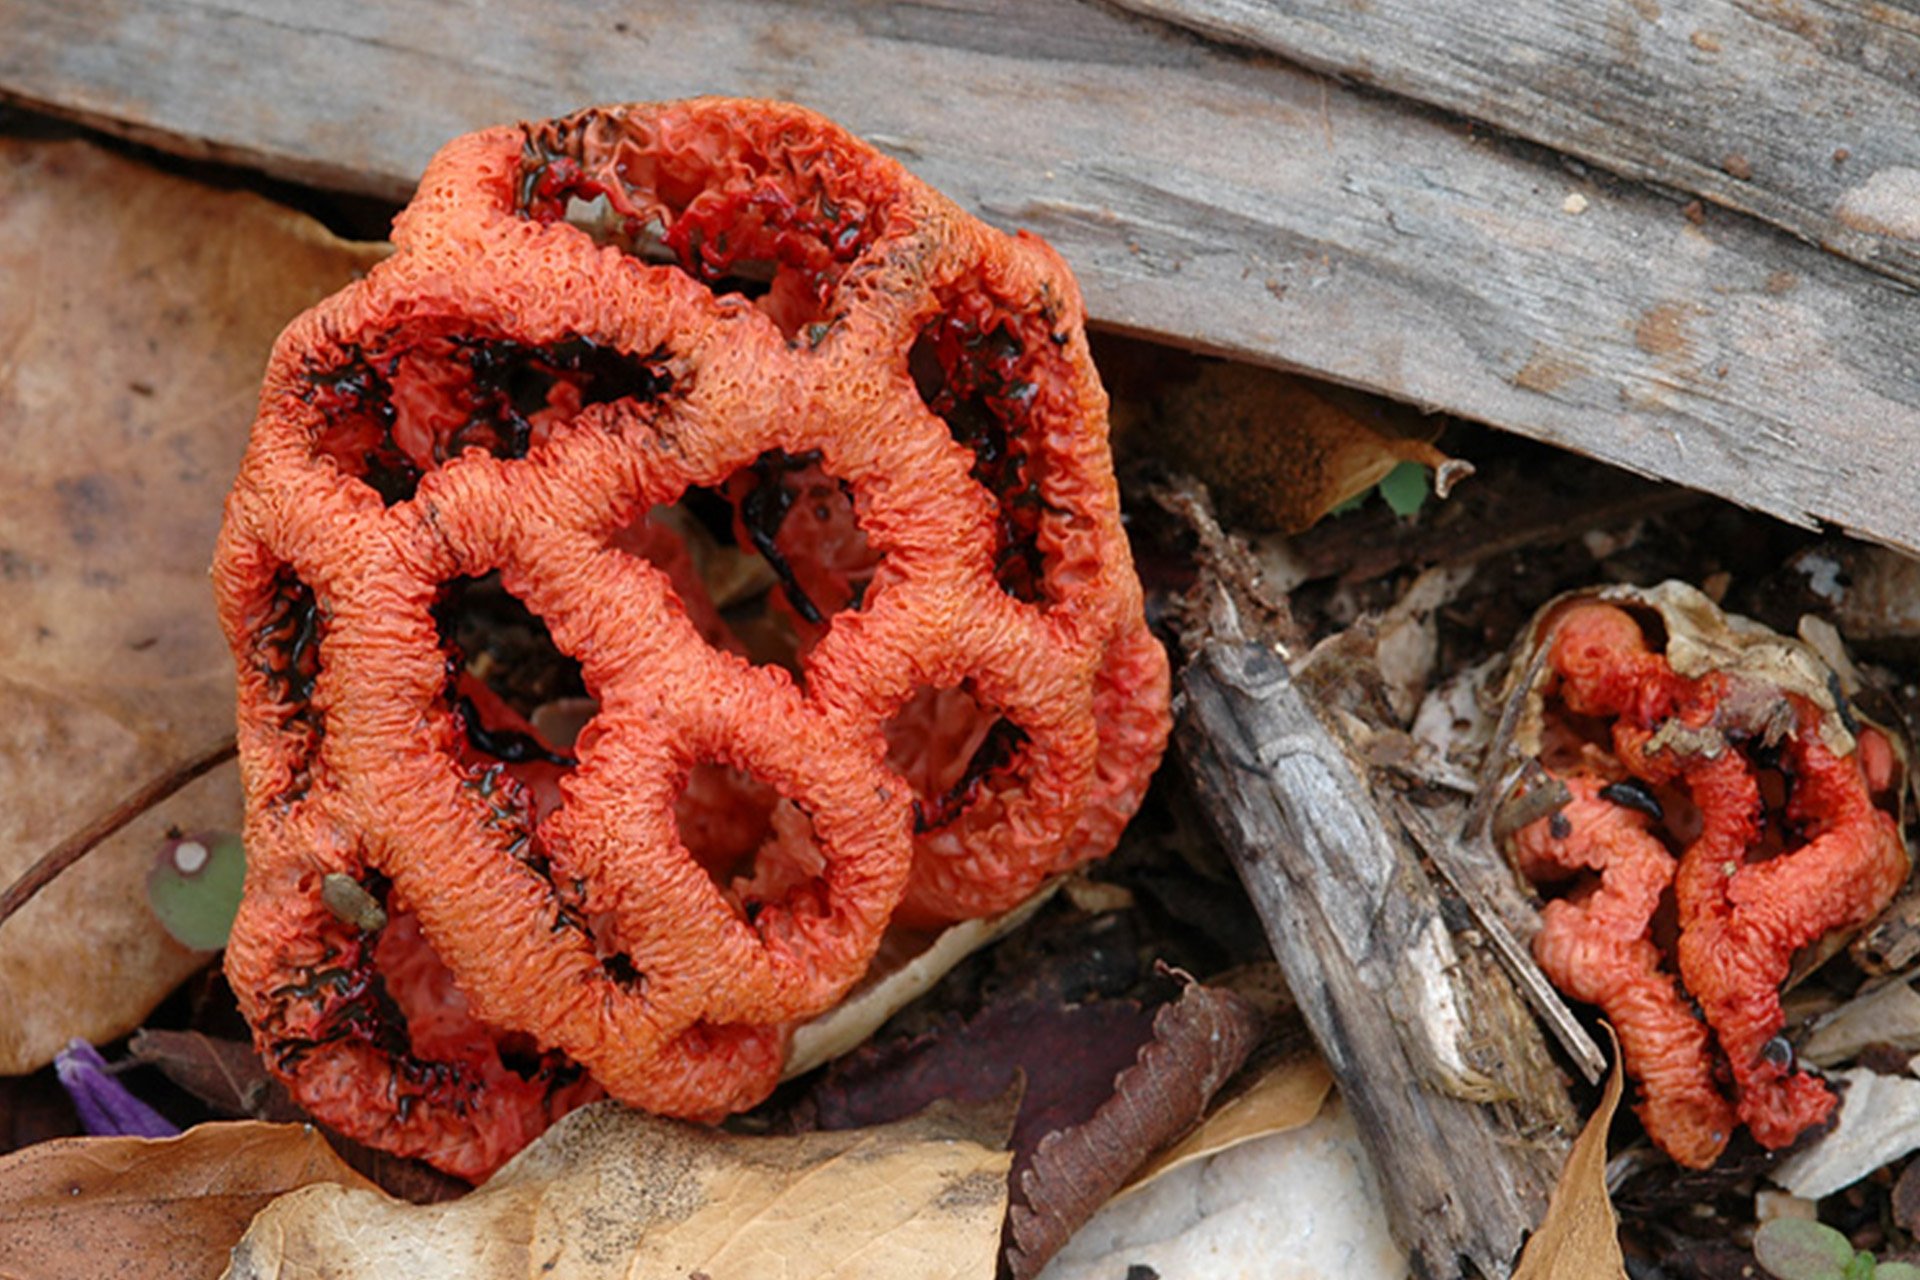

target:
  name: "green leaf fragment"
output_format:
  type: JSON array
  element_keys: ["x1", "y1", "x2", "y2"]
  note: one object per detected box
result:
[
  {"x1": 1377, "y1": 461, "x2": 1430, "y2": 518},
  {"x1": 1754, "y1": 1218, "x2": 1859, "y2": 1280},
  {"x1": 146, "y1": 831, "x2": 246, "y2": 951}
]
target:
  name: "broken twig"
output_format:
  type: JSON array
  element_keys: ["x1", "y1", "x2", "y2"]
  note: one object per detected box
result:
[
  {"x1": 1174, "y1": 576, "x2": 1571, "y2": 1278},
  {"x1": 0, "y1": 736, "x2": 237, "y2": 931}
]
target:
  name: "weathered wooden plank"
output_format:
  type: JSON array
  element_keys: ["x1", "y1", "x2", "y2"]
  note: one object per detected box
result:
[
  {"x1": 1176, "y1": 607, "x2": 1571, "y2": 1279},
  {"x1": 8, "y1": 0, "x2": 1920, "y2": 555},
  {"x1": 1114, "y1": 0, "x2": 1920, "y2": 289}
]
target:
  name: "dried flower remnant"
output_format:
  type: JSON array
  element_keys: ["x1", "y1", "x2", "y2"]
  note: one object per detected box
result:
[
  {"x1": 1505, "y1": 592, "x2": 1908, "y2": 1167},
  {"x1": 53, "y1": 1040, "x2": 179, "y2": 1139},
  {"x1": 214, "y1": 98, "x2": 1169, "y2": 1178}
]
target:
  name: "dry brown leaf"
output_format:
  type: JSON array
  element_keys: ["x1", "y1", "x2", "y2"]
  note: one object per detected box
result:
[
  {"x1": 1512, "y1": 1038, "x2": 1628, "y2": 1280},
  {"x1": 127, "y1": 1029, "x2": 304, "y2": 1123},
  {"x1": 1117, "y1": 1043, "x2": 1334, "y2": 1194},
  {"x1": 1108, "y1": 353, "x2": 1455, "y2": 533},
  {"x1": 0, "y1": 1120, "x2": 376, "y2": 1280},
  {"x1": 0, "y1": 138, "x2": 386, "y2": 1072},
  {"x1": 225, "y1": 1100, "x2": 1014, "y2": 1280},
  {"x1": 1005, "y1": 979, "x2": 1262, "y2": 1280}
]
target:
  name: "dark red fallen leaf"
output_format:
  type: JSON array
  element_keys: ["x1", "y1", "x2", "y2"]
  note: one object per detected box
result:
[
  {"x1": 0, "y1": 1069, "x2": 80, "y2": 1158},
  {"x1": 1004, "y1": 980, "x2": 1262, "y2": 1279},
  {"x1": 805, "y1": 997, "x2": 1160, "y2": 1161},
  {"x1": 127, "y1": 1029, "x2": 302, "y2": 1123}
]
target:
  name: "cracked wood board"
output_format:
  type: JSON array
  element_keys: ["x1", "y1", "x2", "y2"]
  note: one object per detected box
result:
[
  {"x1": 5, "y1": 0, "x2": 1920, "y2": 554},
  {"x1": 1114, "y1": 0, "x2": 1920, "y2": 289}
]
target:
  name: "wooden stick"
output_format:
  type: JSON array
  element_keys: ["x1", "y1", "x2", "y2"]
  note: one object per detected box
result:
[
  {"x1": 7, "y1": 0, "x2": 1920, "y2": 556},
  {"x1": 1176, "y1": 584, "x2": 1569, "y2": 1279},
  {"x1": 0, "y1": 735, "x2": 238, "y2": 930},
  {"x1": 1393, "y1": 795, "x2": 1606, "y2": 1084}
]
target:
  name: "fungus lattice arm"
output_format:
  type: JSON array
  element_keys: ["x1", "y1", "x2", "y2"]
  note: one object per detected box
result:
[{"x1": 216, "y1": 99, "x2": 1169, "y2": 1178}]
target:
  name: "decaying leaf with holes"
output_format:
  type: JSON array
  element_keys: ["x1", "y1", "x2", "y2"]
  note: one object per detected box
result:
[
  {"x1": 1494, "y1": 582, "x2": 1909, "y2": 1168},
  {"x1": 213, "y1": 98, "x2": 1170, "y2": 1180}
]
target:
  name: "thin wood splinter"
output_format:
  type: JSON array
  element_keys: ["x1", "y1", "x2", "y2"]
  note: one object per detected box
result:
[{"x1": 0, "y1": 736, "x2": 238, "y2": 931}]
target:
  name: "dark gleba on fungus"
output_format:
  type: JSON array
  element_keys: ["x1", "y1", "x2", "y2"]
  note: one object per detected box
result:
[
  {"x1": 1502, "y1": 585, "x2": 1908, "y2": 1168},
  {"x1": 213, "y1": 99, "x2": 1170, "y2": 1179}
]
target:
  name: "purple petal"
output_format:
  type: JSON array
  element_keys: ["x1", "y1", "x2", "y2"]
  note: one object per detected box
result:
[{"x1": 54, "y1": 1039, "x2": 180, "y2": 1138}]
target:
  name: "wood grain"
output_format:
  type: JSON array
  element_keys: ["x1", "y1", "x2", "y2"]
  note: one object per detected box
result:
[
  {"x1": 6, "y1": 0, "x2": 1920, "y2": 553},
  {"x1": 1177, "y1": 624, "x2": 1572, "y2": 1279},
  {"x1": 1114, "y1": 0, "x2": 1920, "y2": 287}
]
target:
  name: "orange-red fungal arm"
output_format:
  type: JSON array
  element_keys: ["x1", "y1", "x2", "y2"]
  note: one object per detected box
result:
[
  {"x1": 1515, "y1": 775, "x2": 1734, "y2": 1169},
  {"x1": 215, "y1": 99, "x2": 1168, "y2": 1178}
]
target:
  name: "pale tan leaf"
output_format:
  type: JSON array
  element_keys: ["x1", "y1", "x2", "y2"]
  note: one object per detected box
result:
[
  {"x1": 1802, "y1": 977, "x2": 1920, "y2": 1066},
  {"x1": 224, "y1": 1100, "x2": 1014, "y2": 1280},
  {"x1": 0, "y1": 1120, "x2": 376, "y2": 1280},
  {"x1": 785, "y1": 880, "x2": 1061, "y2": 1079},
  {"x1": 1511, "y1": 1039, "x2": 1628, "y2": 1280},
  {"x1": 1772, "y1": 1067, "x2": 1920, "y2": 1200},
  {"x1": 1117, "y1": 1044, "x2": 1334, "y2": 1195},
  {"x1": 0, "y1": 139, "x2": 386, "y2": 1072}
]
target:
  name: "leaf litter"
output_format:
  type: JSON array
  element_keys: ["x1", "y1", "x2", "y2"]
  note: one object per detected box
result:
[
  {"x1": 1005, "y1": 979, "x2": 1263, "y2": 1278},
  {"x1": 0, "y1": 136, "x2": 384, "y2": 1073},
  {"x1": 0, "y1": 1121, "x2": 376, "y2": 1280},
  {"x1": 224, "y1": 1101, "x2": 1017, "y2": 1280},
  {"x1": 1511, "y1": 1035, "x2": 1628, "y2": 1280},
  {"x1": 9, "y1": 115, "x2": 1920, "y2": 1280}
]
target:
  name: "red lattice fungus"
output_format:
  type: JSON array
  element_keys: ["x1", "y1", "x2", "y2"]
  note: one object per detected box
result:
[
  {"x1": 215, "y1": 99, "x2": 1169, "y2": 1179},
  {"x1": 1509, "y1": 600, "x2": 1906, "y2": 1167}
]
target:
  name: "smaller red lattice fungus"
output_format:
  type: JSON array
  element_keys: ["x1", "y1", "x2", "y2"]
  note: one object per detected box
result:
[
  {"x1": 1508, "y1": 595, "x2": 1908, "y2": 1167},
  {"x1": 214, "y1": 99, "x2": 1169, "y2": 1179}
]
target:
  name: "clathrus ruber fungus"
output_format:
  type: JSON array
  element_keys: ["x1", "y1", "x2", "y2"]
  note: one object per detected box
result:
[
  {"x1": 1506, "y1": 592, "x2": 1907, "y2": 1168},
  {"x1": 213, "y1": 99, "x2": 1169, "y2": 1179}
]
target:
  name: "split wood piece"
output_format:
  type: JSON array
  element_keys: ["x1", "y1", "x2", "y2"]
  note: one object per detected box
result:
[
  {"x1": 1175, "y1": 589, "x2": 1572, "y2": 1280},
  {"x1": 8, "y1": 1, "x2": 1920, "y2": 555},
  {"x1": 1393, "y1": 797, "x2": 1606, "y2": 1085},
  {"x1": 1856, "y1": 883, "x2": 1920, "y2": 975},
  {"x1": 1113, "y1": 0, "x2": 1920, "y2": 289}
]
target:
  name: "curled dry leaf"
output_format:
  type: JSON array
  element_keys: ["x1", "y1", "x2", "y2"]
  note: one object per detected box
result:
[
  {"x1": 1005, "y1": 980, "x2": 1262, "y2": 1280},
  {"x1": 1107, "y1": 351, "x2": 1457, "y2": 533},
  {"x1": 225, "y1": 1100, "x2": 1015, "y2": 1280},
  {"x1": 1117, "y1": 1041, "x2": 1334, "y2": 1194},
  {"x1": 1511, "y1": 1041, "x2": 1628, "y2": 1280},
  {"x1": 0, "y1": 1120, "x2": 375, "y2": 1280},
  {"x1": 0, "y1": 138, "x2": 385, "y2": 1072}
]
